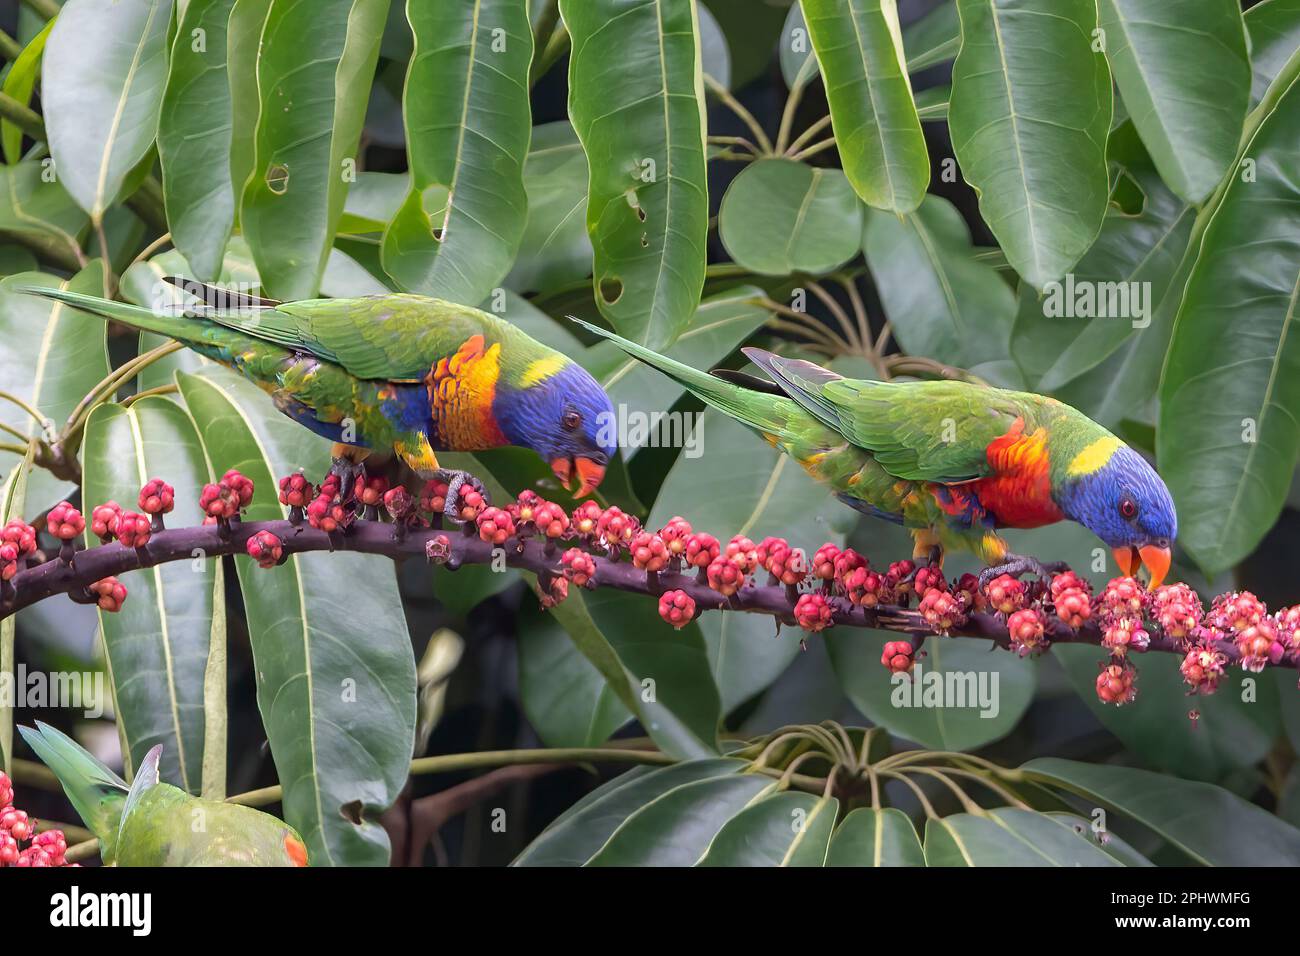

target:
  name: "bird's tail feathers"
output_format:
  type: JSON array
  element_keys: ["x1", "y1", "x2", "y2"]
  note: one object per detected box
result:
[
  {"x1": 13, "y1": 286, "x2": 220, "y2": 348},
  {"x1": 17, "y1": 722, "x2": 128, "y2": 854},
  {"x1": 570, "y1": 318, "x2": 795, "y2": 435}
]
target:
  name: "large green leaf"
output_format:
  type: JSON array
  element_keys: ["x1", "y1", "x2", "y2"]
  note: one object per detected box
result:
[
  {"x1": 718, "y1": 158, "x2": 861, "y2": 277},
  {"x1": 1097, "y1": 0, "x2": 1249, "y2": 204},
  {"x1": 561, "y1": 0, "x2": 709, "y2": 348},
  {"x1": 924, "y1": 808, "x2": 1122, "y2": 866},
  {"x1": 0, "y1": 263, "x2": 108, "y2": 511},
  {"x1": 826, "y1": 630, "x2": 1035, "y2": 751},
  {"x1": 586, "y1": 773, "x2": 775, "y2": 865},
  {"x1": 583, "y1": 286, "x2": 768, "y2": 450},
  {"x1": 1246, "y1": 0, "x2": 1300, "y2": 106},
  {"x1": 1, "y1": 18, "x2": 55, "y2": 165},
  {"x1": 504, "y1": 121, "x2": 593, "y2": 294},
  {"x1": 547, "y1": 584, "x2": 721, "y2": 761},
  {"x1": 516, "y1": 602, "x2": 631, "y2": 748},
  {"x1": 176, "y1": 367, "x2": 416, "y2": 866},
  {"x1": 646, "y1": 409, "x2": 857, "y2": 712},
  {"x1": 158, "y1": 0, "x2": 237, "y2": 281},
  {"x1": 862, "y1": 194, "x2": 1016, "y2": 369},
  {"x1": 1021, "y1": 757, "x2": 1300, "y2": 865},
  {"x1": 337, "y1": 171, "x2": 408, "y2": 235},
  {"x1": 901, "y1": 0, "x2": 960, "y2": 71},
  {"x1": 948, "y1": 0, "x2": 1111, "y2": 290},
  {"x1": 0, "y1": 446, "x2": 32, "y2": 773},
  {"x1": 698, "y1": 792, "x2": 838, "y2": 866},
  {"x1": 0, "y1": 160, "x2": 89, "y2": 265},
  {"x1": 1157, "y1": 61, "x2": 1300, "y2": 576},
  {"x1": 825, "y1": 807, "x2": 924, "y2": 866},
  {"x1": 1010, "y1": 171, "x2": 1193, "y2": 393},
  {"x1": 381, "y1": 0, "x2": 533, "y2": 306},
  {"x1": 226, "y1": 0, "x2": 272, "y2": 220},
  {"x1": 488, "y1": 290, "x2": 585, "y2": 354},
  {"x1": 239, "y1": 0, "x2": 388, "y2": 299},
  {"x1": 513, "y1": 758, "x2": 746, "y2": 865},
  {"x1": 41, "y1": 0, "x2": 172, "y2": 221},
  {"x1": 778, "y1": 1, "x2": 816, "y2": 90},
  {"x1": 81, "y1": 398, "x2": 224, "y2": 796},
  {"x1": 801, "y1": 0, "x2": 928, "y2": 213}
]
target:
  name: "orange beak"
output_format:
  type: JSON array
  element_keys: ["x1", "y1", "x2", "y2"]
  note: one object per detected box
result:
[
  {"x1": 1112, "y1": 544, "x2": 1171, "y2": 590},
  {"x1": 550, "y1": 456, "x2": 606, "y2": 499}
]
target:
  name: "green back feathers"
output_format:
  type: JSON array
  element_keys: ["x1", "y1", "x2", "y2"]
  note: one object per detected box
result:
[
  {"x1": 15, "y1": 284, "x2": 559, "y2": 385},
  {"x1": 578, "y1": 320, "x2": 1118, "y2": 488}
]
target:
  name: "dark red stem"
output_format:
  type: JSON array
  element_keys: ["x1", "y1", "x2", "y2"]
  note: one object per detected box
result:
[{"x1": 0, "y1": 517, "x2": 1280, "y2": 670}]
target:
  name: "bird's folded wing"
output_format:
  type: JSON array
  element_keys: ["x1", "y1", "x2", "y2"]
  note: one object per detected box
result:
[
  {"x1": 200, "y1": 295, "x2": 493, "y2": 381},
  {"x1": 823, "y1": 378, "x2": 1026, "y2": 484}
]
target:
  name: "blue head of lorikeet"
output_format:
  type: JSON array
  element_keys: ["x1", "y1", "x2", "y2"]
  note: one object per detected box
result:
[
  {"x1": 1054, "y1": 443, "x2": 1177, "y2": 587},
  {"x1": 493, "y1": 361, "x2": 617, "y2": 497}
]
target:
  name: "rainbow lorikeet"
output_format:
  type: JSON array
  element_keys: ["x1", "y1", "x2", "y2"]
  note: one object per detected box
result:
[
  {"x1": 575, "y1": 321, "x2": 1176, "y2": 588},
  {"x1": 20, "y1": 722, "x2": 308, "y2": 866},
  {"x1": 18, "y1": 281, "x2": 615, "y2": 506}
]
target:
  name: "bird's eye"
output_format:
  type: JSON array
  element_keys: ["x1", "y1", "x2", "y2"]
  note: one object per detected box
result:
[
  {"x1": 562, "y1": 409, "x2": 582, "y2": 431},
  {"x1": 1119, "y1": 497, "x2": 1138, "y2": 520}
]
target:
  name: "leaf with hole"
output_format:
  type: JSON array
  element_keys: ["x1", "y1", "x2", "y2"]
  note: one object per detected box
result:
[
  {"x1": 561, "y1": 0, "x2": 709, "y2": 348},
  {"x1": 158, "y1": 0, "x2": 238, "y2": 282},
  {"x1": 381, "y1": 0, "x2": 533, "y2": 307},
  {"x1": 239, "y1": 0, "x2": 388, "y2": 299}
]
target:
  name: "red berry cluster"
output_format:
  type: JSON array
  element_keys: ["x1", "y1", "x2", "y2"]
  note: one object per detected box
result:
[
  {"x1": 0, "y1": 772, "x2": 75, "y2": 867},
  {"x1": 881, "y1": 640, "x2": 915, "y2": 675},
  {"x1": 353, "y1": 474, "x2": 389, "y2": 508},
  {"x1": 560, "y1": 547, "x2": 597, "y2": 587},
  {"x1": 115, "y1": 511, "x2": 151, "y2": 549},
  {"x1": 278, "y1": 473, "x2": 313, "y2": 509},
  {"x1": 658, "y1": 590, "x2": 696, "y2": 629},
  {"x1": 596, "y1": 507, "x2": 639, "y2": 552},
  {"x1": 46, "y1": 502, "x2": 84, "y2": 541},
  {"x1": 90, "y1": 501, "x2": 122, "y2": 542},
  {"x1": 0, "y1": 519, "x2": 37, "y2": 582},
  {"x1": 89, "y1": 576, "x2": 127, "y2": 612},
  {"x1": 476, "y1": 507, "x2": 516, "y2": 546},
  {"x1": 793, "y1": 592, "x2": 832, "y2": 632},
  {"x1": 245, "y1": 530, "x2": 284, "y2": 569},
  {"x1": 200, "y1": 469, "x2": 253, "y2": 522},
  {"x1": 138, "y1": 479, "x2": 174, "y2": 517}
]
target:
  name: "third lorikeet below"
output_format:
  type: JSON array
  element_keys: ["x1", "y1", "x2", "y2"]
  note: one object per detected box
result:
[
  {"x1": 575, "y1": 320, "x2": 1176, "y2": 588},
  {"x1": 18, "y1": 280, "x2": 616, "y2": 507},
  {"x1": 20, "y1": 722, "x2": 308, "y2": 866}
]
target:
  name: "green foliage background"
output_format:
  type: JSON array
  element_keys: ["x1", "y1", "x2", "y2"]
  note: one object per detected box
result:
[{"x1": 0, "y1": 0, "x2": 1299, "y2": 866}]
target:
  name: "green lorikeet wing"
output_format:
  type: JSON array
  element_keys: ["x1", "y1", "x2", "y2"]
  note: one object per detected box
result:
[
  {"x1": 189, "y1": 292, "x2": 503, "y2": 381},
  {"x1": 744, "y1": 348, "x2": 1028, "y2": 483}
]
